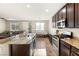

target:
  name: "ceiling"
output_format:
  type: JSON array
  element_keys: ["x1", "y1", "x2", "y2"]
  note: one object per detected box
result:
[{"x1": 0, "y1": 3, "x2": 66, "y2": 20}]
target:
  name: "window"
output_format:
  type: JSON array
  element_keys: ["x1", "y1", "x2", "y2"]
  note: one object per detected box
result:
[
  {"x1": 10, "y1": 22, "x2": 21, "y2": 31},
  {"x1": 36, "y1": 22, "x2": 44, "y2": 32}
]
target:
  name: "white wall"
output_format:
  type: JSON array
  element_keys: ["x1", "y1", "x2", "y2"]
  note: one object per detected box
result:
[{"x1": 0, "y1": 19, "x2": 6, "y2": 33}]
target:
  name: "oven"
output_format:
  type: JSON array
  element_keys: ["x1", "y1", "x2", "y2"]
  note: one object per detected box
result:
[{"x1": 52, "y1": 35, "x2": 59, "y2": 56}]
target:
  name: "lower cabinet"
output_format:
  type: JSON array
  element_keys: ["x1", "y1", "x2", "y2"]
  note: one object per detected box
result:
[
  {"x1": 60, "y1": 40, "x2": 71, "y2": 56},
  {"x1": 9, "y1": 44, "x2": 30, "y2": 56},
  {"x1": 60, "y1": 44, "x2": 70, "y2": 56},
  {"x1": 48, "y1": 34, "x2": 52, "y2": 44},
  {"x1": 9, "y1": 39, "x2": 36, "y2": 56},
  {"x1": 60, "y1": 40, "x2": 79, "y2": 56},
  {"x1": 71, "y1": 52, "x2": 78, "y2": 56},
  {"x1": 71, "y1": 46, "x2": 79, "y2": 56}
]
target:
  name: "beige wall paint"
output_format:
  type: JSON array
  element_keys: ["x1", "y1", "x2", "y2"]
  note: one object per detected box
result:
[
  {"x1": 0, "y1": 19, "x2": 6, "y2": 33},
  {"x1": 6, "y1": 21, "x2": 10, "y2": 31},
  {"x1": 21, "y1": 22, "x2": 29, "y2": 32},
  {"x1": 6, "y1": 20, "x2": 49, "y2": 34},
  {"x1": 0, "y1": 45, "x2": 9, "y2": 56},
  {"x1": 6, "y1": 21, "x2": 22, "y2": 31},
  {"x1": 30, "y1": 20, "x2": 49, "y2": 34},
  {"x1": 49, "y1": 17, "x2": 79, "y2": 38}
]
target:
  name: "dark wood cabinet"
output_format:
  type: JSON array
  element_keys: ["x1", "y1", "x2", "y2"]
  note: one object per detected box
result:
[
  {"x1": 48, "y1": 34, "x2": 52, "y2": 44},
  {"x1": 60, "y1": 40, "x2": 71, "y2": 56},
  {"x1": 52, "y1": 3, "x2": 79, "y2": 28},
  {"x1": 67, "y1": 3, "x2": 75, "y2": 28},
  {"x1": 55, "y1": 13, "x2": 59, "y2": 21},
  {"x1": 62, "y1": 7, "x2": 66, "y2": 19},
  {"x1": 9, "y1": 44, "x2": 30, "y2": 56},
  {"x1": 58, "y1": 6, "x2": 66, "y2": 20},
  {"x1": 9, "y1": 38, "x2": 36, "y2": 56},
  {"x1": 58, "y1": 10, "x2": 62, "y2": 20},
  {"x1": 55, "y1": 13, "x2": 59, "y2": 27},
  {"x1": 71, "y1": 46, "x2": 79, "y2": 56},
  {"x1": 60, "y1": 40, "x2": 79, "y2": 56},
  {"x1": 75, "y1": 3, "x2": 79, "y2": 28},
  {"x1": 71, "y1": 52, "x2": 78, "y2": 56},
  {"x1": 52, "y1": 15, "x2": 56, "y2": 28}
]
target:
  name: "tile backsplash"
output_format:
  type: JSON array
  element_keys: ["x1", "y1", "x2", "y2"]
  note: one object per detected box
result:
[
  {"x1": 49, "y1": 17, "x2": 79, "y2": 38},
  {"x1": 49, "y1": 28, "x2": 79, "y2": 38},
  {"x1": 62, "y1": 28, "x2": 79, "y2": 38}
]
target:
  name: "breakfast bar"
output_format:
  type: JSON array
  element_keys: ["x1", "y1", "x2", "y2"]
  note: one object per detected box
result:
[{"x1": 0, "y1": 32, "x2": 36, "y2": 56}]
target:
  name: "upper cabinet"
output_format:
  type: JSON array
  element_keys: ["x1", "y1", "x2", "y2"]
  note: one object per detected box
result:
[
  {"x1": 52, "y1": 3, "x2": 79, "y2": 28},
  {"x1": 62, "y1": 7, "x2": 66, "y2": 19},
  {"x1": 52, "y1": 15, "x2": 56, "y2": 28},
  {"x1": 55, "y1": 13, "x2": 59, "y2": 21},
  {"x1": 55, "y1": 13, "x2": 59, "y2": 27},
  {"x1": 58, "y1": 10, "x2": 62, "y2": 20},
  {"x1": 66, "y1": 3, "x2": 75, "y2": 28},
  {"x1": 58, "y1": 6, "x2": 66, "y2": 20},
  {"x1": 75, "y1": 3, "x2": 79, "y2": 28}
]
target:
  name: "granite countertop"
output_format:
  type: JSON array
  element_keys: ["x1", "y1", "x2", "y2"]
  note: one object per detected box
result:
[
  {"x1": 0, "y1": 31, "x2": 23, "y2": 39},
  {"x1": 61, "y1": 37, "x2": 79, "y2": 49},
  {"x1": 0, "y1": 33, "x2": 36, "y2": 45}
]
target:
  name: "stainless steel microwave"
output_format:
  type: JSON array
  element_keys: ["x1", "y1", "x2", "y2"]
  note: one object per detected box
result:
[{"x1": 56, "y1": 19, "x2": 66, "y2": 28}]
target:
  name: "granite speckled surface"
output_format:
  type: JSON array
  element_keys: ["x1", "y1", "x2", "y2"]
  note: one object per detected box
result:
[
  {"x1": 61, "y1": 37, "x2": 79, "y2": 49},
  {"x1": 0, "y1": 33, "x2": 36, "y2": 45}
]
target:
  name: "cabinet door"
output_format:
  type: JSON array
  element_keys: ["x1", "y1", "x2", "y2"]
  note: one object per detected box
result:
[
  {"x1": 52, "y1": 15, "x2": 56, "y2": 28},
  {"x1": 60, "y1": 40, "x2": 70, "y2": 56},
  {"x1": 60, "y1": 43, "x2": 70, "y2": 56},
  {"x1": 52, "y1": 16, "x2": 54, "y2": 28},
  {"x1": 55, "y1": 13, "x2": 59, "y2": 27},
  {"x1": 62, "y1": 7, "x2": 66, "y2": 19},
  {"x1": 67, "y1": 3, "x2": 75, "y2": 28},
  {"x1": 9, "y1": 44, "x2": 30, "y2": 56},
  {"x1": 58, "y1": 10, "x2": 63, "y2": 20},
  {"x1": 75, "y1": 3, "x2": 79, "y2": 28},
  {"x1": 71, "y1": 46, "x2": 79, "y2": 56},
  {"x1": 49, "y1": 34, "x2": 52, "y2": 44},
  {"x1": 56, "y1": 13, "x2": 59, "y2": 21},
  {"x1": 58, "y1": 6, "x2": 66, "y2": 20}
]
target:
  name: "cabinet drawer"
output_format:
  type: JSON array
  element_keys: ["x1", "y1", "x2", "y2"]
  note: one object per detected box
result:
[
  {"x1": 60, "y1": 43, "x2": 70, "y2": 56},
  {"x1": 71, "y1": 52, "x2": 78, "y2": 56},
  {"x1": 60, "y1": 40, "x2": 70, "y2": 49},
  {"x1": 71, "y1": 46, "x2": 79, "y2": 55}
]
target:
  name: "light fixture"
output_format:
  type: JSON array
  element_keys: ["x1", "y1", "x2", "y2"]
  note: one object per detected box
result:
[
  {"x1": 26, "y1": 4, "x2": 30, "y2": 8},
  {"x1": 45, "y1": 9, "x2": 49, "y2": 12}
]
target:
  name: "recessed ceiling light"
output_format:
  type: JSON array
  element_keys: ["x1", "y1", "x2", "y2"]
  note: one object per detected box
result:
[
  {"x1": 45, "y1": 9, "x2": 49, "y2": 12},
  {"x1": 26, "y1": 4, "x2": 30, "y2": 8}
]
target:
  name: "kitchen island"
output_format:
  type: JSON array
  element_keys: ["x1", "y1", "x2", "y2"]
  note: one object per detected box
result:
[
  {"x1": 1, "y1": 33, "x2": 36, "y2": 44},
  {"x1": 0, "y1": 33, "x2": 36, "y2": 56}
]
